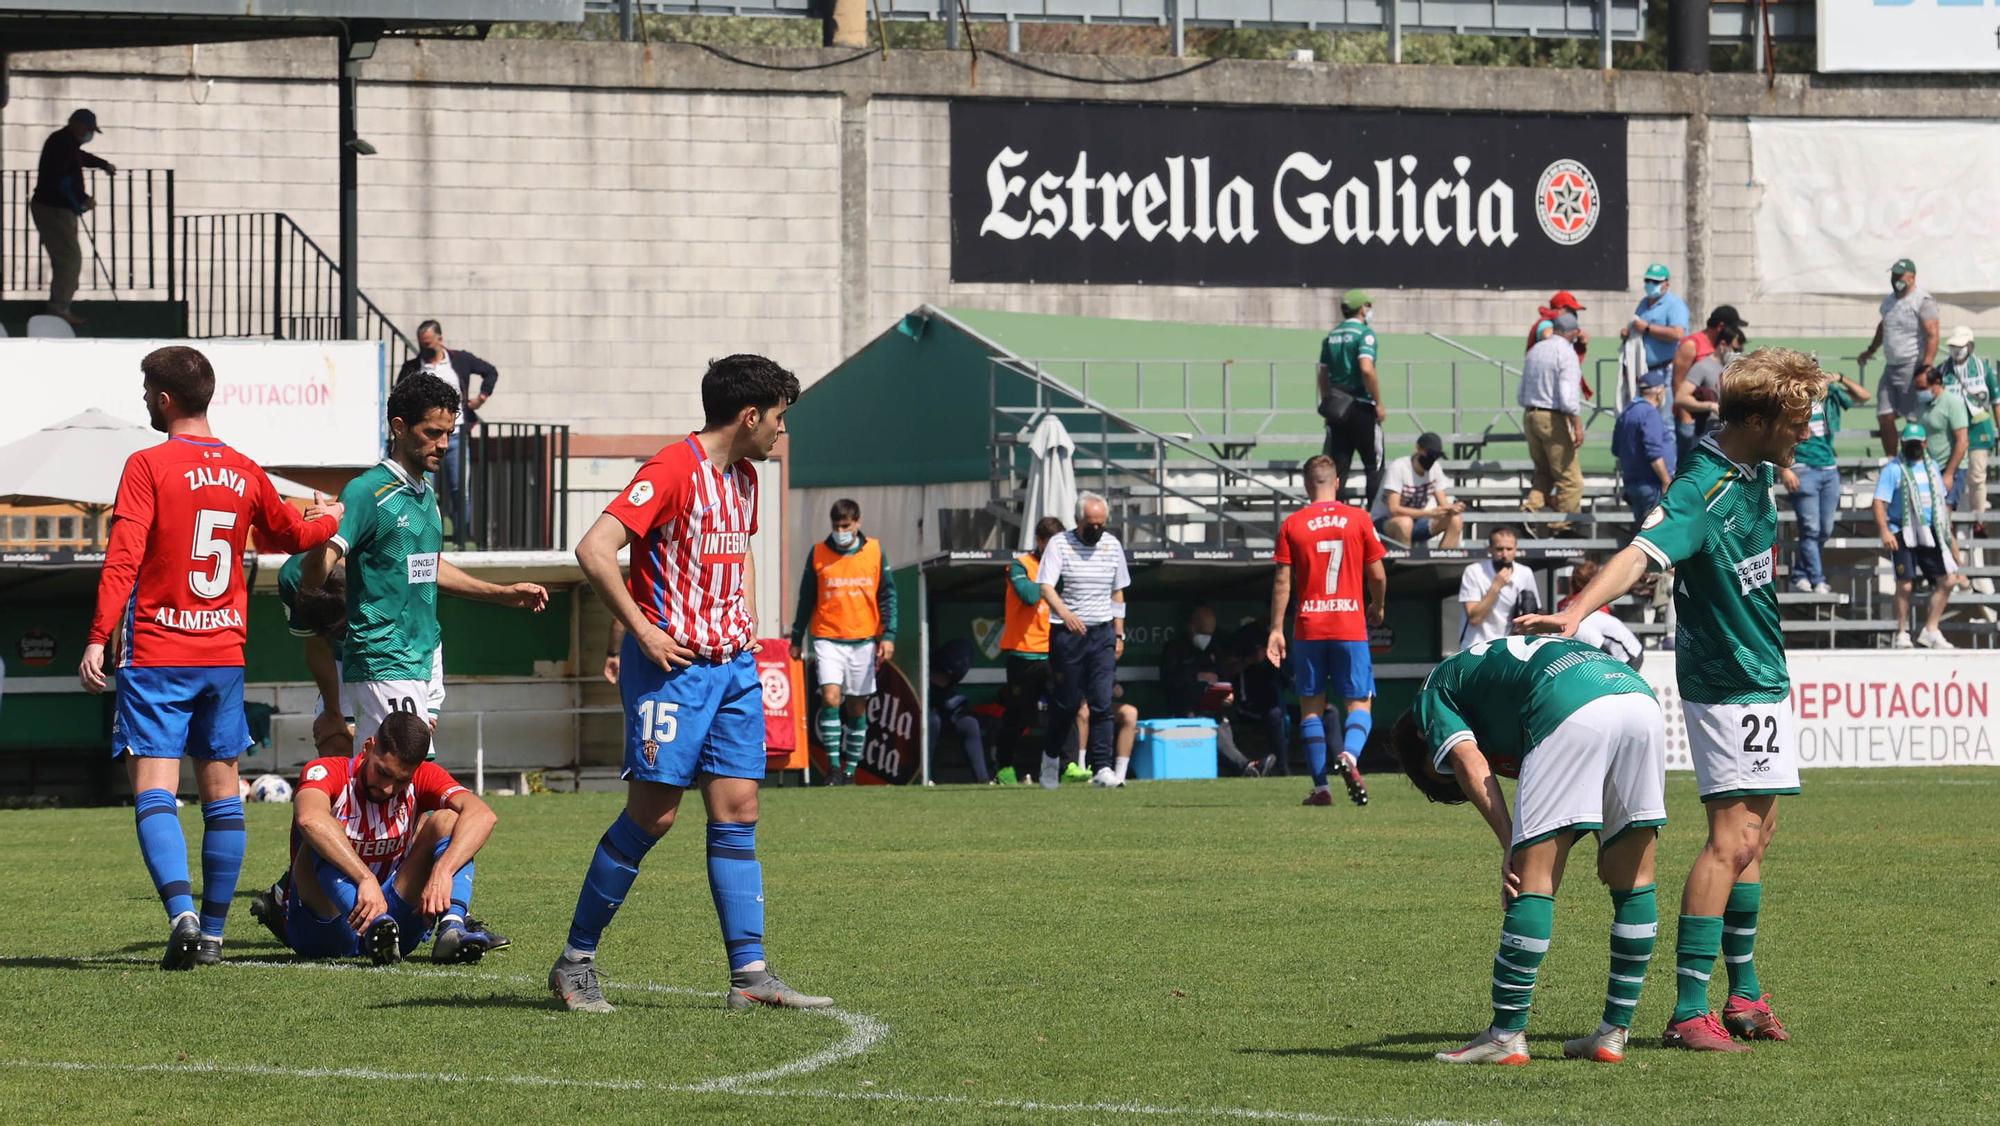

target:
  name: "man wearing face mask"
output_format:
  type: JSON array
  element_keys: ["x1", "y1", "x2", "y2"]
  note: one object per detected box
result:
[
  {"x1": 1858, "y1": 258, "x2": 1941, "y2": 454},
  {"x1": 1613, "y1": 369, "x2": 1676, "y2": 525},
  {"x1": 1160, "y1": 606, "x2": 1276, "y2": 779},
  {"x1": 1623, "y1": 263, "x2": 1689, "y2": 388},
  {"x1": 1675, "y1": 321, "x2": 1746, "y2": 447},
  {"x1": 1038, "y1": 493, "x2": 1131, "y2": 789},
  {"x1": 789, "y1": 498, "x2": 897, "y2": 785},
  {"x1": 30, "y1": 108, "x2": 115, "y2": 327},
  {"x1": 1519, "y1": 314, "x2": 1588, "y2": 536},
  {"x1": 1911, "y1": 367, "x2": 1970, "y2": 509},
  {"x1": 1318, "y1": 289, "x2": 1388, "y2": 508},
  {"x1": 1936, "y1": 327, "x2": 1999, "y2": 539},
  {"x1": 1874, "y1": 422, "x2": 1964, "y2": 650},
  {"x1": 396, "y1": 320, "x2": 500, "y2": 547},
  {"x1": 1373, "y1": 432, "x2": 1465, "y2": 548}
]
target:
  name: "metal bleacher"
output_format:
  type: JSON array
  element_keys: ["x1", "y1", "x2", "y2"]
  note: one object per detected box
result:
[{"x1": 986, "y1": 351, "x2": 2000, "y2": 650}]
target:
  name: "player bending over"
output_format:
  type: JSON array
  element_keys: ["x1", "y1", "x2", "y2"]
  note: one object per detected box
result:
[
  {"x1": 81, "y1": 346, "x2": 342, "y2": 969},
  {"x1": 551, "y1": 354, "x2": 831, "y2": 1014},
  {"x1": 1517, "y1": 348, "x2": 1818, "y2": 1051},
  {"x1": 1393, "y1": 636, "x2": 1667, "y2": 1065},
  {"x1": 250, "y1": 712, "x2": 503, "y2": 964}
]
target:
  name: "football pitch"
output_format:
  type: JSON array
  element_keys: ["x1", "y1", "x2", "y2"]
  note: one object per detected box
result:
[{"x1": 2, "y1": 769, "x2": 1995, "y2": 1125}]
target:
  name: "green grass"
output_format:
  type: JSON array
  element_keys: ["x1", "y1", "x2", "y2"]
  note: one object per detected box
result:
[{"x1": 2, "y1": 770, "x2": 1996, "y2": 1124}]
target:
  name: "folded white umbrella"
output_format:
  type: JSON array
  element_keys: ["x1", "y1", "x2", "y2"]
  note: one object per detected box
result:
[{"x1": 0, "y1": 408, "x2": 320, "y2": 508}]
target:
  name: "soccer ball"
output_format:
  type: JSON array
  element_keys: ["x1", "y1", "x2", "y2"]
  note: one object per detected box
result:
[{"x1": 250, "y1": 774, "x2": 294, "y2": 803}]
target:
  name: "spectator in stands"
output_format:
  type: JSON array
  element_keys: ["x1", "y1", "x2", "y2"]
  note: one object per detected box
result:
[
  {"x1": 1622, "y1": 263, "x2": 1689, "y2": 386},
  {"x1": 1038, "y1": 492, "x2": 1130, "y2": 789},
  {"x1": 1556, "y1": 556, "x2": 1645, "y2": 668},
  {"x1": 1525, "y1": 290, "x2": 1587, "y2": 351},
  {"x1": 1670, "y1": 307, "x2": 1749, "y2": 457},
  {"x1": 1317, "y1": 289, "x2": 1386, "y2": 508},
  {"x1": 1519, "y1": 313, "x2": 1586, "y2": 536},
  {"x1": 1612, "y1": 368, "x2": 1676, "y2": 525},
  {"x1": 1781, "y1": 366, "x2": 1872, "y2": 595},
  {"x1": 1937, "y1": 326, "x2": 1998, "y2": 537},
  {"x1": 1873, "y1": 421, "x2": 1964, "y2": 650},
  {"x1": 1372, "y1": 432, "x2": 1465, "y2": 547},
  {"x1": 396, "y1": 320, "x2": 499, "y2": 546},
  {"x1": 30, "y1": 108, "x2": 115, "y2": 327},
  {"x1": 1912, "y1": 366, "x2": 1971, "y2": 508},
  {"x1": 1160, "y1": 606, "x2": 1276, "y2": 778},
  {"x1": 1674, "y1": 320, "x2": 1745, "y2": 447},
  {"x1": 929, "y1": 638, "x2": 991, "y2": 784},
  {"x1": 995, "y1": 516, "x2": 1065, "y2": 786},
  {"x1": 1859, "y1": 258, "x2": 1942, "y2": 453},
  {"x1": 1457, "y1": 526, "x2": 1537, "y2": 650}
]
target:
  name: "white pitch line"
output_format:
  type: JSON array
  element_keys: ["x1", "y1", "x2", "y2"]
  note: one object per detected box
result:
[{"x1": 0, "y1": 1059, "x2": 1505, "y2": 1126}]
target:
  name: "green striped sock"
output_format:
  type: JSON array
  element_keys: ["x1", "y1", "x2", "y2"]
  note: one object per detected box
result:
[
  {"x1": 1491, "y1": 893, "x2": 1554, "y2": 1033},
  {"x1": 841, "y1": 713, "x2": 869, "y2": 773},
  {"x1": 1723, "y1": 882, "x2": 1763, "y2": 1001},
  {"x1": 816, "y1": 706, "x2": 844, "y2": 770},
  {"x1": 1672, "y1": 914, "x2": 1723, "y2": 1023},
  {"x1": 1603, "y1": 884, "x2": 1658, "y2": 1029}
]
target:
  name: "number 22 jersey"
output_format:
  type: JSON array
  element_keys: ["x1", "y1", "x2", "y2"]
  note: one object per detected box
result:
[{"x1": 89, "y1": 435, "x2": 336, "y2": 667}]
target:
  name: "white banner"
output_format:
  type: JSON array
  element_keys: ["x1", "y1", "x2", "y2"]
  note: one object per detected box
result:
[
  {"x1": 1642, "y1": 650, "x2": 2000, "y2": 770},
  {"x1": 1748, "y1": 119, "x2": 2000, "y2": 296},
  {"x1": 0, "y1": 339, "x2": 385, "y2": 467},
  {"x1": 1818, "y1": 1, "x2": 2000, "y2": 73}
]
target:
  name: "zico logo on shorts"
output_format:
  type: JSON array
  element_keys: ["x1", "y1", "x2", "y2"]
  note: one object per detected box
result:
[{"x1": 1734, "y1": 548, "x2": 1776, "y2": 595}]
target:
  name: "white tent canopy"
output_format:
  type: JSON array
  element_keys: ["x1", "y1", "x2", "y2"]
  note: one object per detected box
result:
[{"x1": 0, "y1": 408, "x2": 316, "y2": 508}]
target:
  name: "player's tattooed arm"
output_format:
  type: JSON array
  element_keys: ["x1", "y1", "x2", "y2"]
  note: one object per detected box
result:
[
  {"x1": 1445, "y1": 741, "x2": 1521, "y2": 905},
  {"x1": 294, "y1": 788, "x2": 388, "y2": 930}
]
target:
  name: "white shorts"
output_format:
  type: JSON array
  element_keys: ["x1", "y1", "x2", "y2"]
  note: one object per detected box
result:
[
  {"x1": 342, "y1": 646, "x2": 447, "y2": 757},
  {"x1": 812, "y1": 638, "x2": 878, "y2": 697},
  {"x1": 1513, "y1": 692, "x2": 1667, "y2": 847},
  {"x1": 1682, "y1": 699, "x2": 1801, "y2": 800}
]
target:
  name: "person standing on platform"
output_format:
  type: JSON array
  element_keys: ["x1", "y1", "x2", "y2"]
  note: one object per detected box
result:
[
  {"x1": 1318, "y1": 290, "x2": 1387, "y2": 508},
  {"x1": 30, "y1": 108, "x2": 115, "y2": 327}
]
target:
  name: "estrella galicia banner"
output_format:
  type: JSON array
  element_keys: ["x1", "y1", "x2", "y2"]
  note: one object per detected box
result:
[{"x1": 949, "y1": 99, "x2": 1627, "y2": 290}]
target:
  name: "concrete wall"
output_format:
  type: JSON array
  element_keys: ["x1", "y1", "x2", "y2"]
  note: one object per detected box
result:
[{"x1": 10, "y1": 40, "x2": 2000, "y2": 444}]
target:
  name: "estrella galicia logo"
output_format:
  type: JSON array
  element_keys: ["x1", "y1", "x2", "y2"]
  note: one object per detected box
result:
[{"x1": 1535, "y1": 159, "x2": 1600, "y2": 246}]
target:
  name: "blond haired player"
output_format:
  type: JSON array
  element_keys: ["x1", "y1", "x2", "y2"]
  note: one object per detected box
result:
[{"x1": 1518, "y1": 348, "x2": 1822, "y2": 1052}]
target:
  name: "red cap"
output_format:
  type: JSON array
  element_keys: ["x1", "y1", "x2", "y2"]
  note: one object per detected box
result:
[{"x1": 1548, "y1": 290, "x2": 1586, "y2": 312}]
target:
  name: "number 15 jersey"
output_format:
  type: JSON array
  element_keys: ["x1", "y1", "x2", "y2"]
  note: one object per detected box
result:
[
  {"x1": 89, "y1": 435, "x2": 337, "y2": 667},
  {"x1": 1273, "y1": 500, "x2": 1385, "y2": 642}
]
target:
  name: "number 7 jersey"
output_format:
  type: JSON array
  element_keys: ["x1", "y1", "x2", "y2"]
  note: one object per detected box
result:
[
  {"x1": 89, "y1": 435, "x2": 337, "y2": 667},
  {"x1": 1273, "y1": 500, "x2": 1385, "y2": 641}
]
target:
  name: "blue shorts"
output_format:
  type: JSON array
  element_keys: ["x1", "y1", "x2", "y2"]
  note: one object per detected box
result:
[
  {"x1": 619, "y1": 638, "x2": 766, "y2": 787},
  {"x1": 1292, "y1": 639, "x2": 1375, "y2": 702},
  {"x1": 283, "y1": 850, "x2": 429, "y2": 959},
  {"x1": 112, "y1": 665, "x2": 251, "y2": 760}
]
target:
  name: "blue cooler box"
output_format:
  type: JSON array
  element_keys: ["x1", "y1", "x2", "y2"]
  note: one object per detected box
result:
[{"x1": 1131, "y1": 718, "x2": 1219, "y2": 780}]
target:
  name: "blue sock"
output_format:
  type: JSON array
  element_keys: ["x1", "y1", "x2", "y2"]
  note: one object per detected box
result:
[
  {"x1": 566, "y1": 811, "x2": 661, "y2": 954},
  {"x1": 198, "y1": 796, "x2": 246, "y2": 939},
  {"x1": 431, "y1": 837, "x2": 475, "y2": 925},
  {"x1": 135, "y1": 789, "x2": 195, "y2": 922},
  {"x1": 1302, "y1": 715, "x2": 1329, "y2": 788},
  {"x1": 706, "y1": 822, "x2": 767, "y2": 971},
  {"x1": 1342, "y1": 709, "x2": 1373, "y2": 766}
]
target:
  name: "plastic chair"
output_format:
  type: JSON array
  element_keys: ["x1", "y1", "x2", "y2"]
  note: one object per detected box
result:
[{"x1": 25, "y1": 314, "x2": 75, "y2": 339}]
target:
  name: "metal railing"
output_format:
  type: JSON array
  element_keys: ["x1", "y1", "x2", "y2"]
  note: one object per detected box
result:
[
  {"x1": 174, "y1": 212, "x2": 417, "y2": 366},
  {"x1": 1, "y1": 167, "x2": 175, "y2": 300},
  {"x1": 464, "y1": 422, "x2": 571, "y2": 551},
  {"x1": 989, "y1": 356, "x2": 1303, "y2": 546}
]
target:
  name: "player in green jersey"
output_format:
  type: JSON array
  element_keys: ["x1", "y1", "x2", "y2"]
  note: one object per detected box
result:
[
  {"x1": 277, "y1": 552, "x2": 350, "y2": 756},
  {"x1": 1518, "y1": 348, "x2": 1823, "y2": 1052},
  {"x1": 1392, "y1": 636, "x2": 1667, "y2": 1066},
  {"x1": 300, "y1": 374, "x2": 548, "y2": 753}
]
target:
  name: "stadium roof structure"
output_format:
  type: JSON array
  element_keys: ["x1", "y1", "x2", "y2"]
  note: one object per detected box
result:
[{"x1": 0, "y1": 0, "x2": 582, "y2": 52}]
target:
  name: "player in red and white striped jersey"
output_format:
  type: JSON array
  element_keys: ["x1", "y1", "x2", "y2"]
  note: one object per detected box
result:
[
  {"x1": 256, "y1": 711, "x2": 501, "y2": 964},
  {"x1": 552, "y1": 354, "x2": 831, "y2": 1015}
]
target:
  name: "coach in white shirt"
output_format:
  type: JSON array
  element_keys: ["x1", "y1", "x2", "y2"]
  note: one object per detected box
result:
[
  {"x1": 1038, "y1": 492, "x2": 1130, "y2": 789},
  {"x1": 1457, "y1": 526, "x2": 1538, "y2": 649}
]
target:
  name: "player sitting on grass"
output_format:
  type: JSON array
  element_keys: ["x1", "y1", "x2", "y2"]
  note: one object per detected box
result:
[
  {"x1": 1392, "y1": 636, "x2": 1667, "y2": 1066},
  {"x1": 248, "y1": 711, "x2": 504, "y2": 964}
]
